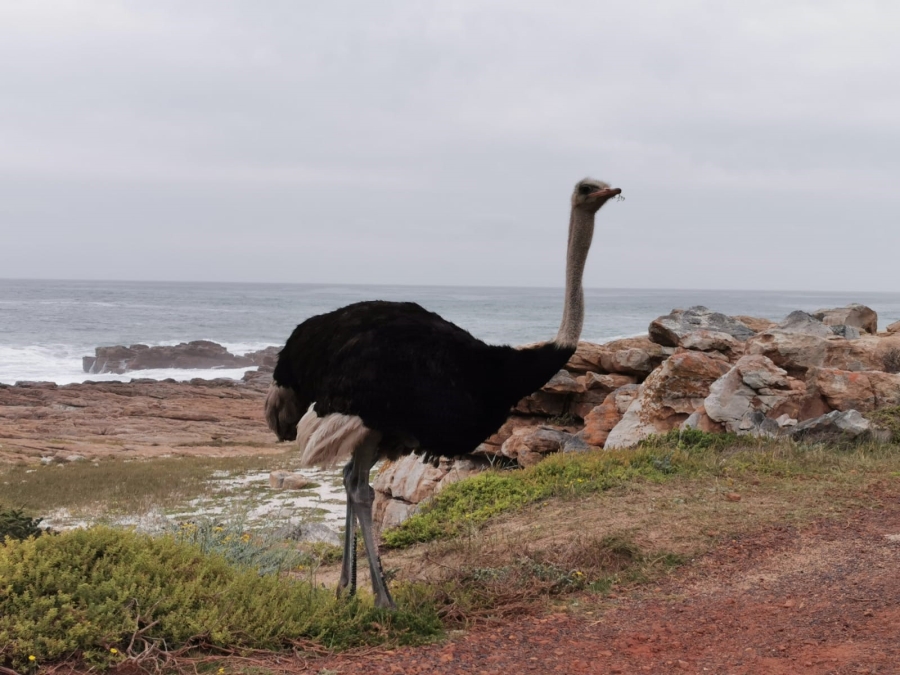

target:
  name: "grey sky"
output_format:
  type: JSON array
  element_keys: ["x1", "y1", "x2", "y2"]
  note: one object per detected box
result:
[{"x1": 1, "y1": 1, "x2": 897, "y2": 291}]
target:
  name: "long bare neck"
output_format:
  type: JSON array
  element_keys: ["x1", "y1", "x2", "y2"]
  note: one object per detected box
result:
[{"x1": 555, "y1": 206, "x2": 595, "y2": 349}]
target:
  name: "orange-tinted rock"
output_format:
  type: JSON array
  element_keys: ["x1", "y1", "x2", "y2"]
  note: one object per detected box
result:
[
  {"x1": 734, "y1": 316, "x2": 777, "y2": 333},
  {"x1": 566, "y1": 338, "x2": 670, "y2": 377},
  {"x1": 581, "y1": 384, "x2": 642, "y2": 447},
  {"x1": 810, "y1": 368, "x2": 900, "y2": 413},
  {"x1": 813, "y1": 304, "x2": 878, "y2": 335},
  {"x1": 605, "y1": 352, "x2": 730, "y2": 449}
]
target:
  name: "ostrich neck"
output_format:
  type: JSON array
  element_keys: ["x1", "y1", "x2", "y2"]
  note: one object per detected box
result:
[{"x1": 555, "y1": 206, "x2": 595, "y2": 349}]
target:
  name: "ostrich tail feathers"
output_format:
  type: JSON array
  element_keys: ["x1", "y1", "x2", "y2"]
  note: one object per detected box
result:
[{"x1": 297, "y1": 407, "x2": 370, "y2": 468}]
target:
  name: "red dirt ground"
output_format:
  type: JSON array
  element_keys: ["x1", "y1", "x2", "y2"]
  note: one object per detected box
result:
[{"x1": 309, "y1": 493, "x2": 900, "y2": 674}]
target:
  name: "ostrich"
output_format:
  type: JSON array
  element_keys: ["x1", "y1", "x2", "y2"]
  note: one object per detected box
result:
[{"x1": 266, "y1": 178, "x2": 621, "y2": 609}]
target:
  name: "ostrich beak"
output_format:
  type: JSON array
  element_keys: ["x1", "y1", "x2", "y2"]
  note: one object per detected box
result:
[{"x1": 589, "y1": 187, "x2": 622, "y2": 199}]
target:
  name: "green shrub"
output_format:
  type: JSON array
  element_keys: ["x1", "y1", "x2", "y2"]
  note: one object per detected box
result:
[
  {"x1": 0, "y1": 507, "x2": 47, "y2": 541},
  {"x1": 0, "y1": 527, "x2": 441, "y2": 670},
  {"x1": 868, "y1": 406, "x2": 900, "y2": 442},
  {"x1": 171, "y1": 517, "x2": 305, "y2": 575}
]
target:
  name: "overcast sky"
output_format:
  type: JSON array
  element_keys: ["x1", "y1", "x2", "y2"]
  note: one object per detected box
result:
[{"x1": 0, "y1": 1, "x2": 897, "y2": 291}]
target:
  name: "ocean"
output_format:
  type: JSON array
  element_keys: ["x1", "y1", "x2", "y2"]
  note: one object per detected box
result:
[{"x1": 2, "y1": 279, "x2": 899, "y2": 386}]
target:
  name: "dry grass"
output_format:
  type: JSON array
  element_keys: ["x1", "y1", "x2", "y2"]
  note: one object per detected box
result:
[{"x1": 0, "y1": 452, "x2": 295, "y2": 515}]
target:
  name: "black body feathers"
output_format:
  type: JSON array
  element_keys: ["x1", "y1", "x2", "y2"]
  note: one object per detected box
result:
[{"x1": 272, "y1": 301, "x2": 573, "y2": 459}]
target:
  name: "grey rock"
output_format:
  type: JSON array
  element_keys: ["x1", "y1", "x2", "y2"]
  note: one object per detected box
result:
[
  {"x1": 830, "y1": 324, "x2": 861, "y2": 340},
  {"x1": 788, "y1": 410, "x2": 874, "y2": 442},
  {"x1": 562, "y1": 434, "x2": 592, "y2": 453},
  {"x1": 704, "y1": 355, "x2": 794, "y2": 435},
  {"x1": 649, "y1": 306, "x2": 756, "y2": 347},
  {"x1": 737, "y1": 410, "x2": 781, "y2": 438},
  {"x1": 776, "y1": 311, "x2": 834, "y2": 338}
]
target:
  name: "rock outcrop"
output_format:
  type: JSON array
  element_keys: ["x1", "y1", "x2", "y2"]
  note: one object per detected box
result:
[
  {"x1": 371, "y1": 303, "x2": 899, "y2": 527},
  {"x1": 83, "y1": 341, "x2": 278, "y2": 374}
]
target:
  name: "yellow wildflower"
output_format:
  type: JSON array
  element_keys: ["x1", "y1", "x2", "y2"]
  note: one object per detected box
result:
[
  {"x1": 29, "y1": 656, "x2": 36, "y2": 662},
  {"x1": 110, "y1": 648, "x2": 118, "y2": 654}
]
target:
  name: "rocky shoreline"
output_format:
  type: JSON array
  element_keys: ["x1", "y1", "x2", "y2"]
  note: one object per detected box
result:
[
  {"x1": 0, "y1": 371, "x2": 274, "y2": 464},
  {"x1": 373, "y1": 304, "x2": 900, "y2": 529}
]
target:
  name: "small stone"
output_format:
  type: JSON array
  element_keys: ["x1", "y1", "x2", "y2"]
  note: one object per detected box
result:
[
  {"x1": 268, "y1": 470, "x2": 288, "y2": 488},
  {"x1": 725, "y1": 492, "x2": 742, "y2": 502},
  {"x1": 282, "y1": 473, "x2": 311, "y2": 489}
]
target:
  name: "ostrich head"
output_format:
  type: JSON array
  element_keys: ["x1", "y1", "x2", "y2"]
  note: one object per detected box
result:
[
  {"x1": 555, "y1": 176, "x2": 622, "y2": 348},
  {"x1": 571, "y1": 178, "x2": 621, "y2": 212}
]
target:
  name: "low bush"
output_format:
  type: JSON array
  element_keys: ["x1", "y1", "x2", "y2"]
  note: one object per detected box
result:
[
  {"x1": 0, "y1": 526, "x2": 441, "y2": 670},
  {"x1": 0, "y1": 507, "x2": 47, "y2": 541}
]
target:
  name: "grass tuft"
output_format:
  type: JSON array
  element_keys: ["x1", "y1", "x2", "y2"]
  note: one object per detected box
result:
[{"x1": 868, "y1": 406, "x2": 900, "y2": 442}]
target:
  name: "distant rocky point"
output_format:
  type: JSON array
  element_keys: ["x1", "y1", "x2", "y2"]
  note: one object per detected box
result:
[{"x1": 82, "y1": 340, "x2": 279, "y2": 374}]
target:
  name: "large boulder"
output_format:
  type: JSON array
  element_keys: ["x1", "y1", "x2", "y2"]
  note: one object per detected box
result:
[
  {"x1": 887, "y1": 321, "x2": 900, "y2": 334},
  {"x1": 775, "y1": 311, "x2": 836, "y2": 338},
  {"x1": 746, "y1": 331, "x2": 830, "y2": 377},
  {"x1": 808, "y1": 368, "x2": 900, "y2": 413},
  {"x1": 566, "y1": 338, "x2": 671, "y2": 378},
  {"x1": 703, "y1": 355, "x2": 801, "y2": 434},
  {"x1": 788, "y1": 410, "x2": 882, "y2": 443},
  {"x1": 648, "y1": 306, "x2": 756, "y2": 348},
  {"x1": 604, "y1": 352, "x2": 730, "y2": 449},
  {"x1": 813, "y1": 304, "x2": 878, "y2": 335}
]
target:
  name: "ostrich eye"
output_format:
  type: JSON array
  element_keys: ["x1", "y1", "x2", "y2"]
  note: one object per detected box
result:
[{"x1": 578, "y1": 184, "x2": 595, "y2": 195}]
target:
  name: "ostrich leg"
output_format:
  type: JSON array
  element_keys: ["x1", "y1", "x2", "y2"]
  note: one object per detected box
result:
[
  {"x1": 336, "y1": 460, "x2": 358, "y2": 598},
  {"x1": 345, "y1": 433, "x2": 395, "y2": 609}
]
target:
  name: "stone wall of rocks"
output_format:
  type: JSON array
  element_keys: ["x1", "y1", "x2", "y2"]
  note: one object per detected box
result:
[{"x1": 373, "y1": 303, "x2": 900, "y2": 530}]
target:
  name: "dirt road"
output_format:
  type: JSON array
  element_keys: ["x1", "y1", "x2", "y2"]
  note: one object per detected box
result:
[{"x1": 313, "y1": 494, "x2": 900, "y2": 674}]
